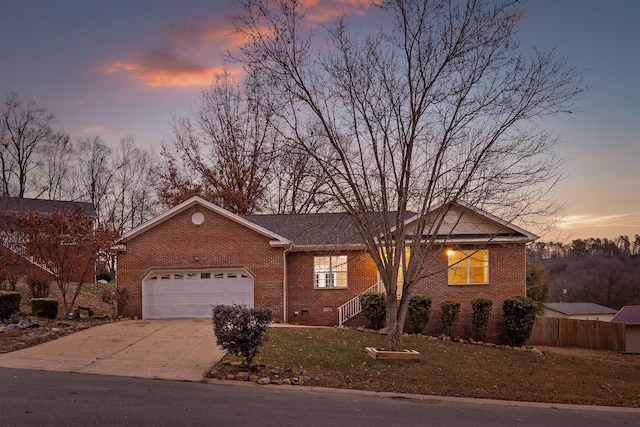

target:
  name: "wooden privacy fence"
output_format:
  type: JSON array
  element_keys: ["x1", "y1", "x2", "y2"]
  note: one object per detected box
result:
[{"x1": 529, "y1": 317, "x2": 625, "y2": 352}]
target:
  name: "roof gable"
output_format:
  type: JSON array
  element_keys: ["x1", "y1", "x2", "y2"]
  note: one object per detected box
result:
[
  {"x1": 403, "y1": 201, "x2": 538, "y2": 243},
  {"x1": 121, "y1": 197, "x2": 290, "y2": 246}
]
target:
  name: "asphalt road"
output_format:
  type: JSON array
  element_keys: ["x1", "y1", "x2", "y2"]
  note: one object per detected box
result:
[{"x1": 1, "y1": 368, "x2": 637, "y2": 427}]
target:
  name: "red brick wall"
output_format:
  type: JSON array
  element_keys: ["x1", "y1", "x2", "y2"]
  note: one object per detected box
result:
[
  {"x1": 1, "y1": 247, "x2": 56, "y2": 281},
  {"x1": 412, "y1": 244, "x2": 526, "y2": 343},
  {"x1": 118, "y1": 203, "x2": 526, "y2": 343},
  {"x1": 286, "y1": 251, "x2": 378, "y2": 326},
  {"x1": 286, "y1": 244, "x2": 526, "y2": 342},
  {"x1": 117, "y1": 206, "x2": 285, "y2": 320}
]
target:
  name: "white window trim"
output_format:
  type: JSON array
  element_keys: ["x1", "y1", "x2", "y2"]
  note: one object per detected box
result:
[
  {"x1": 314, "y1": 255, "x2": 348, "y2": 289},
  {"x1": 447, "y1": 249, "x2": 489, "y2": 285}
]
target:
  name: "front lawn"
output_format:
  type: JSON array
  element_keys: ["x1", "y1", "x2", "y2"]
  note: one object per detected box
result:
[{"x1": 211, "y1": 327, "x2": 640, "y2": 408}]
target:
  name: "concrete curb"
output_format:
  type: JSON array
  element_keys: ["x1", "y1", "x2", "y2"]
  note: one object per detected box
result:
[{"x1": 203, "y1": 378, "x2": 640, "y2": 414}]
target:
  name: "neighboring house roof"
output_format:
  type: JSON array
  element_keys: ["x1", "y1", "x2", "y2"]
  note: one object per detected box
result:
[
  {"x1": 0, "y1": 196, "x2": 96, "y2": 217},
  {"x1": 611, "y1": 306, "x2": 640, "y2": 325},
  {"x1": 543, "y1": 302, "x2": 618, "y2": 316}
]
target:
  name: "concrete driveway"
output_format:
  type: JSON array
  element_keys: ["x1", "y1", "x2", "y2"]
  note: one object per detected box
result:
[{"x1": 0, "y1": 319, "x2": 224, "y2": 382}]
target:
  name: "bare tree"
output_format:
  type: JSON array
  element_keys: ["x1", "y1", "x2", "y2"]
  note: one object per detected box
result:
[
  {"x1": 103, "y1": 136, "x2": 158, "y2": 231},
  {"x1": 75, "y1": 136, "x2": 113, "y2": 220},
  {"x1": 33, "y1": 131, "x2": 74, "y2": 200},
  {"x1": 0, "y1": 92, "x2": 59, "y2": 197},
  {"x1": 160, "y1": 71, "x2": 277, "y2": 214},
  {"x1": 234, "y1": 0, "x2": 585, "y2": 350},
  {"x1": 264, "y1": 140, "x2": 334, "y2": 214}
]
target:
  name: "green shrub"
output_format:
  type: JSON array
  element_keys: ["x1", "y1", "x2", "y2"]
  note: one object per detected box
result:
[
  {"x1": 440, "y1": 300, "x2": 461, "y2": 337},
  {"x1": 360, "y1": 291, "x2": 386, "y2": 330},
  {"x1": 0, "y1": 291, "x2": 21, "y2": 319},
  {"x1": 211, "y1": 304, "x2": 273, "y2": 369},
  {"x1": 471, "y1": 297, "x2": 493, "y2": 342},
  {"x1": 30, "y1": 298, "x2": 59, "y2": 319},
  {"x1": 503, "y1": 296, "x2": 538, "y2": 347},
  {"x1": 408, "y1": 294, "x2": 432, "y2": 334},
  {"x1": 26, "y1": 274, "x2": 51, "y2": 299}
]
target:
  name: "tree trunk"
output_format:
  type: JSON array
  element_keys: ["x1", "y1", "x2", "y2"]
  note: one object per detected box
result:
[{"x1": 384, "y1": 293, "x2": 403, "y2": 351}]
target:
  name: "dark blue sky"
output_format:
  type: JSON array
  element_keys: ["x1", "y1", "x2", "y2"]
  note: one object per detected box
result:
[{"x1": 1, "y1": 0, "x2": 638, "y2": 240}]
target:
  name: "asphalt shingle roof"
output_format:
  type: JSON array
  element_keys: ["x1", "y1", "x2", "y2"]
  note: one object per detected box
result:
[
  {"x1": 242, "y1": 211, "x2": 411, "y2": 247},
  {"x1": 0, "y1": 196, "x2": 96, "y2": 217},
  {"x1": 543, "y1": 302, "x2": 618, "y2": 316}
]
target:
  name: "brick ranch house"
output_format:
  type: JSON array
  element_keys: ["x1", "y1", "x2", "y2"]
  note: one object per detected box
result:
[
  {"x1": 116, "y1": 196, "x2": 537, "y2": 342},
  {"x1": 0, "y1": 196, "x2": 96, "y2": 281}
]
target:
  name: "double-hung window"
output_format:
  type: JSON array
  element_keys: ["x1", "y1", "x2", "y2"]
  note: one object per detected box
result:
[
  {"x1": 314, "y1": 255, "x2": 348, "y2": 288},
  {"x1": 447, "y1": 249, "x2": 489, "y2": 285}
]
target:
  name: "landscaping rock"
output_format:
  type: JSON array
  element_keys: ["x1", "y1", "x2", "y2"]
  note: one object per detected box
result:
[
  {"x1": 282, "y1": 379, "x2": 291, "y2": 385},
  {"x1": 258, "y1": 377, "x2": 271, "y2": 385},
  {"x1": 249, "y1": 375, "x2": 259, "y2": 382},
  {"x1": 235, "y1": 372, "x2": 250, "y2": 381}
]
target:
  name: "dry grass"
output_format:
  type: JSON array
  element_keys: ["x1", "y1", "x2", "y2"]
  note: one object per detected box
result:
[{"x1": 212, "y1": 327, "x2": 640, "y2": 408}]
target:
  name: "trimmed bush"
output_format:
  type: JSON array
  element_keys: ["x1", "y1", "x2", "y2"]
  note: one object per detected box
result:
[
  {"x1": 408, "y1": 294, "x2": 432, "y2": 334},
  {"x1": 26, "y1": 274, "x2": 50, "y2": 299},
  {"x1": 503, "y1": 296, "x2": 539, "y2": 347},
  {"x1": 30, "y1": 298, "x2": 59, "y2": 319},
  {"x1": 360, "y1": 291, "x2": 386, "y2": 330},
  {"x1": 471, "y1": 297, "x2": 493, "y2": 342},
  {"x1": 440, "y1": 300, "x2": 461, "y2": 337},
  {"x1": 212, "y1": 304, "x2": 273, "y2": 368},
  {"x1": 0, "y1": 291, "x2": 21, "y2": 319}
]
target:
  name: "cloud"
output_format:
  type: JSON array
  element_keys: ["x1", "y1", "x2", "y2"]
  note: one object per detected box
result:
[
  {"x1": 301, "y1": 0, "x2": 378, "y2": 23},
  {"x1": 103, "y1": 1, "x2": 377, "y2": 88},
  {"x1": 558, "y1": 213, "x2": 640, "y2": 230},
  {"x1": 81, "y1": 125, "x2": 126, "y2": 137},
  {"x1": 103, "y1": 17, "x2": 242, "y2": 88},
  {"x1": 104, "y1": 50, "x2": 240, "y2": 88}
]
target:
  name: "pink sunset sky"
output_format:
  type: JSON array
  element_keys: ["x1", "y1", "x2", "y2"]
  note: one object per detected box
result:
[{"x1": 1, "y1": 0, "x2": 638, "y2": 241}]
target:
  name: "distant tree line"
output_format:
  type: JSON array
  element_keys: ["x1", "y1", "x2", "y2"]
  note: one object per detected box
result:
[
  {"x1": 527, "y1": 236, "x2": 640, "y2": 309},
  {"x1": 1, "y1": 92, "x2": 157, "y2": 232}
]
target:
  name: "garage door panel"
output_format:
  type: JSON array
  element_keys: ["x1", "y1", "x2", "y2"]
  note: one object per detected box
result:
[{"x1": 143, "y1": 270, "x2": 254, "y2": 319}]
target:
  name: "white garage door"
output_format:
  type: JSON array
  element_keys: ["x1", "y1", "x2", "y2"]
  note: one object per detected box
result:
[{"x1": 142, "y1": 269, "x2": 254, "y2": 319}]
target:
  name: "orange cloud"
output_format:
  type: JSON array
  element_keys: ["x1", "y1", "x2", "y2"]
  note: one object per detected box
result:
[
  {"x1": 104, "y1": 51, "x2": 242, "y2": 87},
  {"x1": 103, "y1": 2, "x2": 377, "y2": 88},
  {"x1": 104, "y1": 16, "x2": 243, "y2": 88}
]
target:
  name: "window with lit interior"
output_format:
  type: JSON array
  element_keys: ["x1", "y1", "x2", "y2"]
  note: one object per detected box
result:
[
  {"x1": 314, "y1": 255, "x2": 348, "y2": 288},
  {"x1": 447, "y1": 249, "x2": 489, "y2": 285}
]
